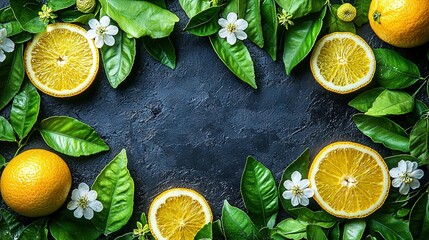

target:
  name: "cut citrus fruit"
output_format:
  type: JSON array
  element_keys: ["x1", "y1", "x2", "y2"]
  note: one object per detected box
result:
[
  {"x1": 310, "y1": 32, "x2": 376, "y2": 94},
  {"x1": 24, "y1": 23, "x2": 99, "y2": 97},
  {"x1": 148, "y1": 188, "x2": 212, "y2": 240},
  {"x1": 308, "y1": 142, "x2": 390, "y2": 218}
]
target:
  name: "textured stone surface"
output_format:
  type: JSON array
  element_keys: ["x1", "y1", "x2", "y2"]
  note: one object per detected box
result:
[{"x1": 1, "y1": 0, "x2": 429, "y2": 238}]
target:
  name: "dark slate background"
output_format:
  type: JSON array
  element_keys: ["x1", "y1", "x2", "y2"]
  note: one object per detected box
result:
[{"x1": 1, "y1": 0, "x2": 428, "y2": 238}]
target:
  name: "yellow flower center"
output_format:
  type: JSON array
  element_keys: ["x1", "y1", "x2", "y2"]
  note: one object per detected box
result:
[
  {"x1": 226, "y1": 23, "x2": 237, "y2": 33},
  {"x1": 78, "y1": 195, "x2": 89, "y2": 209},
  {"x1": 291, "y1": 185, "x2": 303, "y2": 196}
]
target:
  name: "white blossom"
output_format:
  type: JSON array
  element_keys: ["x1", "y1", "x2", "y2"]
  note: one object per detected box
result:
[
  {"x1": 218, "y1": 12, "x2": 248, "y2": 45},
  {"x1": 390, "y1": 160, "x2": 424, "y2": 195},
  {"x1": 282, "y1": 171, "x2": 314, "y2": 207},
  {"x1": 0, "y1": 28, "x2": 15, "y2": 63},
  {"x1": 86, "y1": 16, "x2": 119, "y2": 48},
  {"x1": 67, "y1": 183, "x2": 103, "y2": 220}
]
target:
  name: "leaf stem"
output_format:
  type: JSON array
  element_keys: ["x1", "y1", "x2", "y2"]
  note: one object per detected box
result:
[
  {"x1": 13, "y1": 128, "x2": 36, "y2": 157},
  {"x1": 412, "y1": 79, "x2": 427, "y2": 98}
]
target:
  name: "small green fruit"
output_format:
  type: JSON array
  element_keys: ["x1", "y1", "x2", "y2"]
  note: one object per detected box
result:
[
  {"x1": 76, "y1": 0, "x2": 96, "y2": 13},
  {"x1": 337, "y1": 3, "x2": 357, "y2": 22}
]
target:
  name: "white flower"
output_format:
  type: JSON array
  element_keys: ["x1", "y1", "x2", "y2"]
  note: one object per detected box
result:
[
  {"x1": 389, "y1": 160, "x2": 424, "y2": 195},
  {"x1": 67, "y1": 183, "x2": 103, "y2": 220},
  {"x1": 218, "y1": 12, "x2": 248, "y2": 45},
  {"x1": 86, "y1": 16, "x2": 119, "y2": 48},
  {"x1": 0, "y1": 28, "x2": 15, "y2": 63},
  {"x1": 282, "y1": 171, "x2": 314, "y2": 207}
]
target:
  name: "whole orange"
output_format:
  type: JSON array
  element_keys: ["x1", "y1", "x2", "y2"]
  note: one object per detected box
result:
[
  {"x1": 0, "y1": 149, "x2": 72, "y2": 217},
  {"x1": 368, "y1": 0, "x2": 429, "y2": 48}
]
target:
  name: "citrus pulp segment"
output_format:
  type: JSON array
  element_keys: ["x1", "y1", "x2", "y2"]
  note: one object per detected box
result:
[
  {"x1": 308, "y1": 142, "x2": 390, "y2": 218},
  {"x1": 148, "y1": 188, "x2": 212, "y2": 240},
  {"x1": 24, "y1": 23, "x2": 99, "y2": 97},
  {"x1": 310, "y1": 32, "x2": 376, "y2": 94}
]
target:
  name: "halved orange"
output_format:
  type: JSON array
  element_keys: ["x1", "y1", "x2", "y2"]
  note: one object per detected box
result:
[
  {"x1": 308, "y1": 142, "x2": 390, "y2": 218},
  {"x1": 148, "y1": 188, "x2": 212, "y2": 240},
  {"x1": 310, "y1": 32, "x2": 376, "y2": 94},
  {"x1": 24, "y1": 23, "x2": 99, "y2": 97}
]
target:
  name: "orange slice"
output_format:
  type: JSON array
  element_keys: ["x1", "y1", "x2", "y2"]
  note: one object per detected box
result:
[
  {"x1": 148, "y1": 188, "x2": 212, "y2": 240},
  {"x1": 24, "y1": 23, "x2": 99, "y2": 97},
  {"x1": 308, "y1": 142, "x2": 390, "y2": 218},
  {"x1": 310, "y1": 32, "x2": 376, "y2": 94}
]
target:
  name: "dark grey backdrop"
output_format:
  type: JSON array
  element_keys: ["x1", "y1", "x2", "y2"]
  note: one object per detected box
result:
[{"x1": 1, "y1": 0, "x2": 428, "y2": 238}]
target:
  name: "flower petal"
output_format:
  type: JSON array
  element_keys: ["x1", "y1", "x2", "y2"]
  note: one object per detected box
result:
[
  {"x1": 283, "y1": 180, "x2": 293, "y2": 190},
  {"x1": 89, "y1": 200, "x2": 103, "y2": 212},
  {"x1": 67, "y1": 200, "x2": 78, "y2": 210},
  {"x1": 88, "y1": 19, "x2": 100, "y2": 30},
  {"x1": 291, "y1": 195, "x2": 299, "y2": 207},
  {"x1": 392, "y1": 178, "x2": 402, "y2": 188},
  {"x1": 282, "y1": 190, "x2": 293, "y2": 200},
  {"x1": 106, "y1": 25, "x2": 119, "y2": 36},
  {"x1": 86, "y1": 190, "x2": 98, "y2": 201},
  {"x1": 71, "y1": 189, "x2": 80, "y2": 201},
  {"x1": 0, "y1": 51, "x2": 5, "y2": 63},
  {"x1": 103, "y1": 34, "x2": 115, "y2": 46},
  {"x1": 226, "y1": 33, "x2": 236, "y2": 45},
  {"x1": 74, "y1": 207, "x2": 84, "y2": 218},
  {"x1": 218, "y1": 18, "x2": 228, "y2": 28},
  {"x1": 398, "y1": 160, "x2": 407, "y2": 172},
  {"x1": 235, "y1": 19, "x2": 248, "y2": 30},
  {"x1": 291, "y1": 171, "x2": 302, "y2": 185},
  {"x1": 299, "y1": 179, "x2": 310, "y2": 189},
  {"x1": 235, "y1": 30, "x2": 247, "y2": 40},
  {"x1": 412, "y1": 161, "x2": 418, "y2": 171},
  {"x1": 83, "y1": 208, "x2": 94, "y2": 220},
  {"x1": 78, "y1": 183, "x2": 90, "y2": 194},
  {"x1": 303, "y1": 188, "x2": 314, "y2": 198},
  {"x1": 86, "y1": 29, "x2": 97, "y2": 39},
  {"x1": 410, "y1": 179, "x2": 420, "y2": 190},
  {"x1": 100, "y1": 16, "x2": 111, "y2": 27},
  {"x1": 410, "y1": 169, "x2": 424, "y2": 179},
  {"x1": 399, "y1": 183, "x2": 410, "y2": 195},
  {"x1": 299, "y1": 196, "x2": 309, "y2": 206},
  {"x1": 1, "y1": 38, "x2": 14, "y2": 53},
  {"x1": 95, "y1": 36, "x2": 104, "y2": 48},
  {"x1": 227, "y1": 12, "x2": 237, "y2": 23},
  {"x1": 0, "y1": 28, "x2": 6, "y2": 38},
  {"x1": 219, "y1": 28, "x2": 228, "y2": 38},
  {"x1": 389, "y1": 167, "x2": 401, "y2": 178},
  {"x1": 406, "y1": 161, "x2": 414, "y2": 172}
]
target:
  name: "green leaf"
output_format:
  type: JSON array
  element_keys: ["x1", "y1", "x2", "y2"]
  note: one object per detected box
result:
[
  {"x1": 46, "y1": 0, "x2": 75, "y2": 11},
  {"x1": 409, "y1": 193, "x2": 429, "y2": 240},
  {"x1": 275, "y1": 218, "x2": 307, "y2": 240},
  {"x1": 343, "y1": 219, "x2": 366, "y2": 240},
  {"x1": 184, "y1": 6, "x2": 221, "y2": 37},
  {"x1": 0, "y1": 116, "x2": 16, "y2": 142},
  {"x1": 101, "y1": 28, "x2": 136, "y2": 88},
  {"x1": 368, "y1": 214, "x2": 413, "y2": 240},
  {"x1": 49, "y1": 210, "x2": 101, "y2": 240},
  {"x1": 0, "y1": 6, "x2": 15, "y2": 22},
  {"x1": 275, "y1": 0, "x2": 325, "y2": 19},
  {"x1": 352, "y1": 114, "x2": 409, "y2": 152},
  {"x1": 384, "y1": 155, "x2": 421, "y2": 169},
  {"x1": 59, "y1": 10, "x2": 96, "y2": 24},
  {"x1": 92, "y1": 149, "x2": 135, "y2": 235},
  {"x1": 241, "y1": 156, "x2": 278, "y2": 228},
  {"x1": 279, "y1": 148, "x2": 310, "y2": 215},
  {"x1": 0, "y1": 154, "x2": 5, "y2": 168},
  {"x1": 395, "y1": 208, "x2": 410, "y2": 219},
  {"x1": 221, "y1": 200, "x2": 260, "y2": 240},
  {"x1": 244, "y1": 0, "x2": 264, "y2": 48},
  {"x1": 179, "y1": 0, "x2": 211, "y2": 18},
  {"x1": 142, "y1": 37, "x2": 176, "y2": 69},
  {"x1": 348, "y1": 88, "x2": 385, "y2": 112},
  {"x1": 0, "y1": 43, "x2": 24, "y2": 111},
  {"x1": 140, "y1": 212, "x2": 148, "y2": 225},
  {"x1": 373, "y1": 49, "x2": 421, "y2": 89},
  {"x1": 295, "y1": 208, "x2": 337, "y2": 228},
  {"x1": 410, "y1": 118, "x2": 429, "y2": 165},
  {"x1": 223, "y1": 0, "x2": 247, "y2": 19},
  {"x1": 0, "y1": 208, "x2": 25, "y2": 240},
  {"x1": 261, "y1": 0, "x2": 278, "y2": 61},
  {"x1": 195, "y1": 222, "x2": 212, "y2": 240},
  {"x1": 307, "y1": 225, "x2": 328, "y2": 240},
  {"x1": 212, "y1": 220, "x2": 224, "y2": 239},
  {"x1": 39, "y1": 116, "x2": 109, "y2": 157},
  {"x1": 10, "y1": 82, "x2": 40, "y2": 140},
  {"x1": 329, "y1": 222, "x2": 341, "y2": 240},
  {"x1": 114, "y1": 233, "x2": 135, "y2": 240},
  {"x1": 99, "y1": 0, "x2": 179, "y2": 39},
  {"x1": 366, "y1": 90, "x2": 414, "y2": 116},
  {"x1": 145, "y1": 0, "x2": 166, "y2": 8},
  {"x1": 10, "y1": 0, "x2": 46, "y2": 34},
  {"x1": 209, "y1": 34, "x2": 256, "y2": 89},
  {"x1": 283, "y1": 8, "x2": 325, "y2": 75},
  {"x1": 0, "y1": 21, "x2": 24, "y2": 37},
  {"x1": 17, "y1": 218, "x2": 48, "y2": 240},
  {"x1": 327, "y1": 4, "x2": 356, "y2": 34},
  {"x1": 10, "y1": 32, "x2": 33, "y2": 44},
  {"x1": 353, "y1": 0, "x2": 371, "y2": 26}
]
